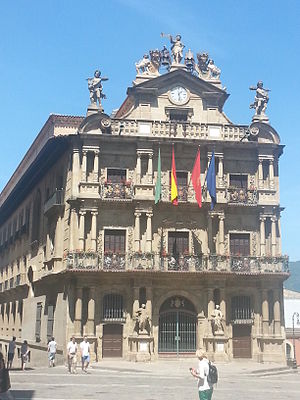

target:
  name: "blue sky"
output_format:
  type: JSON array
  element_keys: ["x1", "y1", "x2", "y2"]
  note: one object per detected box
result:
[{"x1": 0, "y1": 0, "x2": 299, "y2": 260}]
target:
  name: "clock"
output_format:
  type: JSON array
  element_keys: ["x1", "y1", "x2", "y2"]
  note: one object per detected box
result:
[{"x1": 169, "y1": 86, "x2": 189, "y2": 105}]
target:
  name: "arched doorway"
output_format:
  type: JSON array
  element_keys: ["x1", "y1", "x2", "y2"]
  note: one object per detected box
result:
[{"x1": 158, "y1": 296, "x2": 197, "y2": 355}]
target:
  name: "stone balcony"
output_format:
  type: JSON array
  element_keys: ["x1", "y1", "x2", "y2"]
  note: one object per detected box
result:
[
  {"x1": 44, "y1": 189, "x2": 64, "y2": 215},
  {"x1": 64, "y1": 252, "x2": 289, "y2": 274},
  {"x1": 100, "y1": 182, "x2": 134, "y2": 201},
  {"x1": 226, "y1": 187, "x2": 258, "y2": 206}
]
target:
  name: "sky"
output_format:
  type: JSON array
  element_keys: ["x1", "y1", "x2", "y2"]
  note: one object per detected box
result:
[{"x1": 0, "y1": 0, "x2": 299, "y2": 260}]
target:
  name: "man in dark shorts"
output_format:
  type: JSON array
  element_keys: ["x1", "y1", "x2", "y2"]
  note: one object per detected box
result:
[{"x1": 7, "y1": 337, "x2": 16, "y2": 370}]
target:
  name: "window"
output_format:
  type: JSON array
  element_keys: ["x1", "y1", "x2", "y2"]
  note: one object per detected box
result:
[
  {"x1": 229, "y1": 175, "x2": 248, "y2": 189},
  {"x1": 230, "y1": 233, "x2": 250, "y2": 256},
  {"x1": 176, "y1": 172, "x2": 188, "y2": 201},
  {"x1": 139, "y1": 287, "x2": 146, "y2": 307},
  {"x1": 268, "y1": 290, "x2": 274, "y2": 322},
  {"x1": 47, "y1": 305, "x2": 54, "y2": 341},
  {"x1": 103, "y1": 294, "x2": 124, "y2": 320},
  {"x1": 231, "y1": 296, "x2": 252, "y2": 321},
  {"x1": 168, "y1": 232, "x2": 189, "y2": 256},
  {"x1": 104, "y1": 230, "x2": 126, "y2": 253},
  {"x1": 107, "y1": 169, "x2": 126, "y2": 183},
  {"x1": 35, "y1": 303, "x2": 42, "y2": 342},
  {"x1": 214, "y1": 289, "x2": 220, "y2": 307}
]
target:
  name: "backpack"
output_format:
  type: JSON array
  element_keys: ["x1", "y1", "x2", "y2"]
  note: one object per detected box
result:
[{"x1": 207, "y1": 361, "x2": 218, "y2": 385}]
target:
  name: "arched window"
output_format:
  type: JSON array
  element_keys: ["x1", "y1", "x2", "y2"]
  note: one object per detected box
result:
[{"x1": 103, "y1": 294, "x2": 124, "y2": 321}]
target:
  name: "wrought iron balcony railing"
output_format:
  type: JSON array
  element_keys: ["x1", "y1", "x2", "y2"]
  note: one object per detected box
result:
[
  {"x1": 44, "y1": 189, "x2": 64, "y2": 214},
  {"x1": 64, "y1": 252, "x2": 289, "y2": 274},
  {"x1": 100, "y1": 182, "x2": 133, "y2": 200},
  {"x1": 226, "y1": 187, "x2": 258, "y2": 206}
]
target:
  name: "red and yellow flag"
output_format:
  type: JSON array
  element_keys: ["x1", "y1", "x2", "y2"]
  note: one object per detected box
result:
[
  {"x1": 171, "y1": 147, "x2": 178, "y2": 205},
  {"x1": 191, "y1": 148, "x2": 202, "y2": 208}
]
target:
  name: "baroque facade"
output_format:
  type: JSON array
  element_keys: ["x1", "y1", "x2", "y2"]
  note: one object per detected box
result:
[{"x1": 0, "y1": 37, "x2": 289, "y2": 365}]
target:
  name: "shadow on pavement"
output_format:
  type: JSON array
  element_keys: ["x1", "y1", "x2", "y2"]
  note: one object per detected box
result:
[{"x1": 9, "y1": 390, "x2": 35, "y2": 400}]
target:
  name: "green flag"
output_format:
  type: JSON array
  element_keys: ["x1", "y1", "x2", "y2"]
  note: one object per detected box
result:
[{"x1": 155, "y1": 148, "x2": 161, "y2": 204}]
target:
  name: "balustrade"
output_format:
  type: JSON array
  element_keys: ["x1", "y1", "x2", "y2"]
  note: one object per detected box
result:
[
  {"x1": 226, "y1": 188, "x2": 258, "y2": 206},
  {"x1": 101, "y1": 182, "x2": 133, "y2": 200}
]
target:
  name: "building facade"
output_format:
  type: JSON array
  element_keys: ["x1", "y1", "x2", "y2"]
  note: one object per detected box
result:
[{"x1": 0, "y1": 38, "x2": 289, "y2": 366}]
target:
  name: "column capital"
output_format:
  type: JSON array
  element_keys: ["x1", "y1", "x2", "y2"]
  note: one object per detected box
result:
[
  {"x1": 218, "y1": 214, "x2": 225, "y2": 221},
  {"x1": 91, "y1": 211, "x2": 98, "y2": 216},
  {"x1": 134, "y1": 211, "x2": 142, "y2": 218},
  {"x1": 82, "y1": 149, "x2": 88, "y2": 155},
  {"x1": 146, "y1": 212, "x2": 153, "y2": 218},
  {"x1": 79, "y1": 210, "x2": 86, "y2": 216},
  {"x1": 259, "y1": 215, "x2": 266, "y2": 222},
  {"x1": 271, "y1": 215, "x2": 277, "y2": 223},
  {"x1": 94, "y1": 149, "x2": 100, "y2": 155}
]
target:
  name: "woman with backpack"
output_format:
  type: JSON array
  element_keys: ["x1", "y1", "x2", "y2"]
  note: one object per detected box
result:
[{"x1": 190, "y1": 349, "x2": 215, "y2": 400}]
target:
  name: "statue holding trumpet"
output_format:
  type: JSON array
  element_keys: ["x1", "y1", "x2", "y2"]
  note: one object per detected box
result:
[{"x1": 161, "y1": 33, "x2": 185, "y2": 64}]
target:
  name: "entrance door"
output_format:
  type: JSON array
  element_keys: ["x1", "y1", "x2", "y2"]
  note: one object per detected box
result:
[
  {"x1": 158, "y1": 311, "x2": 196, "y2": 354},
  {"x1": 232, "y1": 325, "x2": 252, "y2": 358},
  {"x1": 102, "y1": 324, "x2": 123, "y2": 357}
]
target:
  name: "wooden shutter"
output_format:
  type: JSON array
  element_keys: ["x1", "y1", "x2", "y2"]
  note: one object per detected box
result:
[
  {"x1": 35, "y1": 303, "x2": 42, "y2": 342},
  {"x1": 230, "y1": 233, "x2": 250, "y2": 256}
]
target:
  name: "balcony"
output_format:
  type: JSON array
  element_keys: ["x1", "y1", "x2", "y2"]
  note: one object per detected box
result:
[
  {"x1": 226, "y1": 187, "x2": 258, "y2": 206},
  {"x1": 63, "y1": 252, "x2": 288, "y2": 274},
  {"x1": 101, "y1": 182, "x2": 133, "y2": 201},
  {"x1": 66, "y1": 251, "x2": 98, "y2": 270},
  {"x1": 44, "y1": 190, "x2": 64, "y2": 215}
]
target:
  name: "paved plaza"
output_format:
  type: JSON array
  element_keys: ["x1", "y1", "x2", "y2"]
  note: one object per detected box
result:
[{"x1": 5, "y1": 359, "x2": 300, "y2": 400}]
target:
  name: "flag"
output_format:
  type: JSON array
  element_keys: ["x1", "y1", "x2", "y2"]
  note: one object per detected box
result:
[
  {"x1": 155, "y1": 148, "x2": 162, "y2": 204},
  {"x1": 207, "y1": 151, "x2": 216, "y2": 210},
  {"x1": 191, "y1": 148, "x2": 202, "y2": 208},
  {"x1": 171, "y1": 146, "x2": 178, "y2": 205}
]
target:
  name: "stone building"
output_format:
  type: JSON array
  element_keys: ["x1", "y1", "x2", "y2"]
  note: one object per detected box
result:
[{"x1": 0, "y1": 38, "x2": 289, "y2": 366}]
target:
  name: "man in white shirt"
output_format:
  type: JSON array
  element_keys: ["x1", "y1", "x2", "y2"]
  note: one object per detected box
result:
[
  {"x1": 190, "y1": 349, "x2": 214, "y2": 400},
  {"x1": 47, "y1": 337, "x2": 57, "y2": 367},
  {"x1": 80, "y1": 336, "x2": 90, "y2": 372},
  {"x1": 67, "y1": 336, "x2": 78, "y2": 374}
]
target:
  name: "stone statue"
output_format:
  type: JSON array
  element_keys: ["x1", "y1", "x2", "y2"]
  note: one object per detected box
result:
[
  {"x1": 211, "y1": 305, "x2": 224, "y2": 335},
  {"x1": 135, "y1": 54, "x2": 151, "y2": 75},
  {"x1": 149, "y1": 49, "x2": 161, "y2": 75},
  {"x1": 161, "y1": 33, "x2": 185, "y2": 64},
  {"x1": 135, "y1": 304, "x2": 150, "y2": 335},
  {"x1": 195, "y1": 52, "x2": 209, "y2": 77},
  {"x1": 249, "y1": 81, "x2": 270, "y2": 116},
  {"x1": 160, "y1": 45, "x2": 171, "y2": 68},
  {"x1": 184, "y1": 49, "x2": 195, "y2": 72},
  {"x1": 207, "y1": 59, "x2": 221, "y2": 80},
  {"x1": 87, "y1": 70, "x2": 108, "y2": 110}
]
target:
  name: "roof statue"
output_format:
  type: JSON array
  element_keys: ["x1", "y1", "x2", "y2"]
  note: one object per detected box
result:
[
  {"x1": 87, "y1": 69, "x2": 108, "y2": 112},
  {"x1": 249, "y1": 81, "x2": 270, "y2": 122},
  {"x1": 133, "y1": 34, "x2": 222, "y2": 85}
]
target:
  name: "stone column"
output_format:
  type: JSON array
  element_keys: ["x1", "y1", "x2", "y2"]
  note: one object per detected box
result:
[
  {"x1": 134, "y1": 212, "x2": 141, "y2": 252},
  {"x1": 81, "y1": 150, "x2": 87, "y2": 182},
  {"x1": 207, "y1": 288, "x2": 214, "y2": 336},
  {"x1": 218, "y1": 215, "x2": 225, "y2": 255},
  {"x1": 147, "y1": 153, "x2": 153, "y2": 184},
  {"x1": 146, "y1": 212, "x2": 153, "y2": 252},
  {"x1": 258, "y1": 159, "x2": 263, "y2": 189},
  {"x1": 218, "y1": 155, "x2": 224, "y2": 187},
  {"x1": 91, "y1": 211, "x2": 98, "y2": 252},
  {"x1": 93, "y1": 150, "x2": 99, "y2": 182},
  {"x1": 133, "y1": 286, "x2": 140, "y2": 319},
  {"x1": 86, "y1": 287, "x2": 95, "y2": 335},
  {"x1": 271, "y1": 216, "x2": 277, "y2": 257},
  {"x1": 74, "y1": 288, "x2": 83, "y2": 335},
  {"x1": 69, "y1": 208, "x2": 77, "y2": 251},
  {"x1": 273, "y1": 289, "x2": 281, "y2": 335},
  {"x1": 55, "y1": 216, "x2": 63, "y2": 257},
  {"x1": 277, "y1": 217, "x2": 282, "y2": 255},
  {"x1": 260, "y1": 216, "x2": 266, "y2": 256},
  {"x1": 269, "y1": 159, "x2": 274, "y2": 189},
  {"x1": 136, "y1": 152, "x2": 141, "y2": 184},
  {"x1": 79, "y1": 211, "x2": 86, "y2": 251},
  {"x1": 72, "y1": 147, "x2": 80, "y2": 197},
  {"x1": 262, "y1": 290, "x2": 269, "y2": 335}
]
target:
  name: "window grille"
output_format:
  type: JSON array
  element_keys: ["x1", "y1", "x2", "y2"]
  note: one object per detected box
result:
[
  {"x1": 231, "y1": 296, "x2": 252, "y2": 321},
  {"x1": 103, "y1": 294, "x2": 124, "y2": 320}
]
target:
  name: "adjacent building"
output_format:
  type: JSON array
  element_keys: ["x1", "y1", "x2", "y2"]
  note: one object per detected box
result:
[{"x1": 0, "y1": 37, "x2": 289, "y2": 365}]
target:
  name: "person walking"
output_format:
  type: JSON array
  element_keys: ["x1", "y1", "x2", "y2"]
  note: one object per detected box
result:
[
  {"x1": 67, "y1": 337, "x2": 78, "y2": 374},
  {"x1": 190, "y1": 349, "x2": 214, "y2": 400},
  {"x1": 79, "y1": 336, "x2": 90, "y2": 373},
  {"x1": 0, "y1": 352, "x2": 13, "y2": 400},
  {"x1": 6, "y1": 337, "x2": 16, "y2": 370},
  {"x1": 20, "y1": 341, "x2": 29, "y2": 371},
  {"x1": 47, "y1": 337, "x2": 57, "y2": 367}
]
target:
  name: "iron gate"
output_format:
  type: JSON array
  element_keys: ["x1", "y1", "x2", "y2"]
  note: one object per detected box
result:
[{"x1": 158, "y1": 311, "x2": 196, "y2": 354}]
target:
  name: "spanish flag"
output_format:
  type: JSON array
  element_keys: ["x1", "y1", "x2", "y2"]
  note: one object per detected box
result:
[{"x1": 171, "y1": 146, "x2": 178, "y2": 205}]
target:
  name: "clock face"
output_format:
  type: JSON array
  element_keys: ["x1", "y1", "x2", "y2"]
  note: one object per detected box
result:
[{"x1": 169, "y1": 86, "x2": 189, "y2": 104}]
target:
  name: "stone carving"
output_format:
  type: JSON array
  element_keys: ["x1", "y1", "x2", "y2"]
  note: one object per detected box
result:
[
  {"x1": 161, "y1": 33, "x2": 185, "y2": 64},
  {"x1": 135, "y1": 50, "x2": 161, "y2": 76},
  {"x1": 135, "y1": 304, "x2": 151, "y2": 335},
  {"x1": 184, "y1": 49, "x2": 195, "y2": 72},
  {"x1": 135, "y1": 54, "x2": 151, "y2": 75},
  {"x1": 195, "y1": 52, "x2": 209, "y2": 77},
  {"x1": 249, "y1": 81, "x2": 270, "y2": 117},
  {"x1": 207, "y1": 59, "x2": 221, "y2": 80},
  {"x1": 160, "y1": 45, "x2": 171, "y2": 68},
  {"x1": 211, "y1": 305, "x2": 224, "y2": 335},
  {"x1": 87, "y1": 70, "x2": 108, "y2": 110}
]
